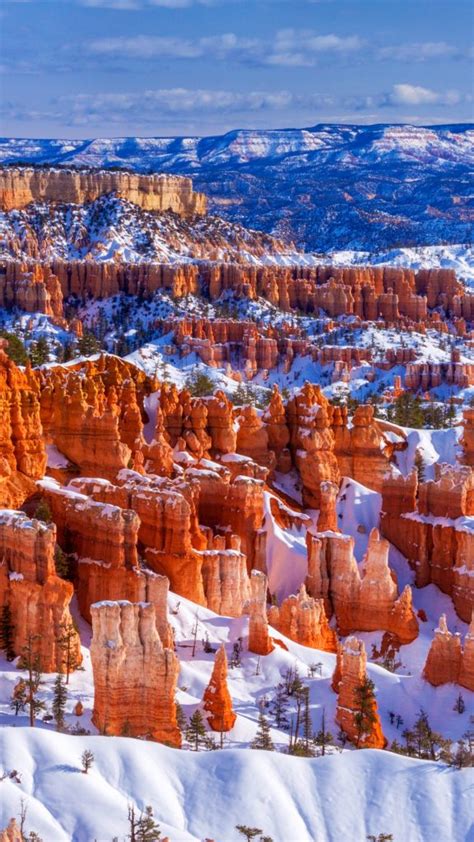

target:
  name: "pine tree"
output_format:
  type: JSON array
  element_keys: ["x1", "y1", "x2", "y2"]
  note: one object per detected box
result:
[
  {"x1": 29, "y1": 337, "x2": 49, "y2": 367},
  {"x1": 354, "y1": 677, "x2": 378, "y2": 748},
  {"x1": 186, "y1": 709, "x2": 207, "y2": 751},
  {"x1": 54, "y1": 546, "x2": 71, "y2": 580},
  {"x1": 251, "y1": 712, "x2": 274, "y2": 751},
  {"x1": 81, "y1": 749, "x2": 94, "y2": 773},
  {"x1": 176, "y1": 702, "x2": 187, "y2": 737},
  {"x1": 0, "y1": 603, "x2": 16, "y2": 661},
  {"x1": 270, "y1": 682, "x2": 289, "y2": 729},
  {"x1": 13, "y1": 635, "x2": 45, "y2": 727},
  {"x1": 34, "y1": 498, "x2": 52, "y2": 523},
  {"x1": 0, "y1": 330, "x2": 28, "y2": 365},
  {"x1": 52, "y1": 673, "x2": 67, "y2": 731},
  {"x1": 134, "y1": 806, "x2": 162, "y2": 841},
  {"x1": 453, "y1": 693, "x2": 465, "y2": 714},
  {"x1": 57, "y1": 620, "x2": 79, "y2": 684},
  {"x1": 414, "y1": 450, "x2": 425, "y2": 483},
  {"x1": 314, "y1": 708, "x2": 333, "y2": 757}
]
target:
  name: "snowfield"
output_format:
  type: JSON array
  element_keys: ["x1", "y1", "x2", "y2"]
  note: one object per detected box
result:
[{"x1": 1, "y1": 729, "x2": 473, "y2": 842}]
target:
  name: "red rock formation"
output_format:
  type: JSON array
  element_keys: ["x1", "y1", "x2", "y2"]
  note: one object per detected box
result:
[
  {"x1": 335, "y1": 637, "x2": 386, "y2": 749},
  {"x1": 263, "y1": 385, "x2": 291, "y2": 471},
  {"x1": 202, "y1": 644, "x2": 236, "y2": 731},
  {"x1": 0, "y1": 510, "x2": 81, "y2": 672},
  {"x1": 286, "y1": 383, "x2": 340, "y2": 508},
  {"x1": 0, "y1": 820, "x2": 23, "y2": 842},
  {"x1": 316, "y1": 481, "x2": 339, "y2": 532},
  {"x1": 0, "y1": 263, "x2": 63, "y2": 317},
  {"x1": 268, "y1": 585, "x2": 337, "y2": 651},
  {"x1": 461, "y1": 409, "x2": 474, "y2": 467},
  {"x1": 248, "y1": 570, "x2": 274, "y2": 655},
  {"x1": 0, "y1": 167, "x2": 206, "y2": 216},
  {"x1": 0, "y1": 351, "x2": 46, "y2": 507},
  {"x1": 200, "y1": 533, "x2": 250, "y2": 617},
  {"x1": 236, "y1": 405, "x2": 275, "y2": 471},
  {"x1": 307, "y1": 528, "x2": 418, "y2": 643},
  {"x1": 459, "y1": 614, "x2": 474, "y2": 692},
  {"x1": 422, "y1": 615, "x2": 462, "y2": 686},
  {"x1": 381, "y1": 466, "x2": 474, "y2": 622},
  {"x1": 90, "y1": 600, "x2": 180, "y2": 745},
  {"x1": 333, "y1": 404, "x2": 394, "y2": 492}
]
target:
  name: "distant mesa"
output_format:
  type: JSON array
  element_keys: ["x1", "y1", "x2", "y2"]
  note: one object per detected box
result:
[{"x1": 0, "y1": 166, "x2": 206, "y2": 217}]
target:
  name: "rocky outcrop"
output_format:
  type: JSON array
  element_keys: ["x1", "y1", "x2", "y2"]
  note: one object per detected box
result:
[
  {"x1": 286, "y1": 383, "x2": 340, "y2": 508},
  {"x1": 0, "y1": 167, "x2": 206, "y2": 216},
  {"x1": 306, "y1": 528, "x2": 418, "y2": 643},
  {"x1": 38, "y1": 478, "x2": 172, "y2": 637},
  {"x1": 461, "y1": 409, "x2": 474, "y2": 467},
  {"x1": 0, "y1": 510, "x2": 81, "y2": 672},
  {"x1": 200, "y1": 534, "x2": 250, "y2": 617},
  {"x1": 202, "y1": 644, "x2": 236, "y2": 731},
  {"x1": 334, "y1": 637, "x2": 385, "y2": 749},
  {"x1": 0, "y1": 263, "x2": 63, "y2": 318},
  {"x1": 423, "y1": 614, "x2": 474, "y2": 692},
  {"x1": 381, "y1": 466, "x2": 474, "y2": 622},
  {"x1": 248, "y1": 570, "x2": 274, "y2": 655},
  {"x1": 0, "y1": 820, "x2": 23, "y2": 842},
  {"x1": 0, "y1": 350, "x2": 46, "y2": 508},
  {"x1": 268, "y1": 585, "x2": 336, "y2": 651},
  {"x1": 333, "y1": 404, "x2": 394, "y2": 493},
  {"x1": 90, "y1": 600, "x2": 180, "y2": 744}
]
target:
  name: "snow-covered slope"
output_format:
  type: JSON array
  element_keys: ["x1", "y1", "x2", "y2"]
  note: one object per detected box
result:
[
  {"x1": 1, "y1": 123, "x2": 472, "y2": 252},
  {"x1": 1, "y1": 729, "x2": 472, "y2": 842}
]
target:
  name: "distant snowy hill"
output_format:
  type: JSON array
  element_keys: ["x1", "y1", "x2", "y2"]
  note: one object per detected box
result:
[{"x1": 1, "y1": 123, "x2": 472, "y2": 252}]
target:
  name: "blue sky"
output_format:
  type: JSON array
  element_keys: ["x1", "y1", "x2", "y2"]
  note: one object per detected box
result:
[{"x1": 0, "y1": 0, "x2": 473, "y2": 138}]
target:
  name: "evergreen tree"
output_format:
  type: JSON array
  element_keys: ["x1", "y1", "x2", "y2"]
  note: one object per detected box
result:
[
  {"x1": 270, "y1": 682, "x2": 289, "y2": 729},
  {"x1": 453, "y1": 693, "x2": 465, "y2": 714},
  {"x1": 0, "y1": 330, "x2": 28, "y2": 365},
  {"x1": 354, "y1": 677, "x2": 378, "y2": 748},
  {"x1": 127, "y1": 805, "x2": 162, "y2": 842},
  {"x1": 34, "y1": 498, "x2": 52, "y2": 523},
  {"x1": 251, "y1": 712, "x2": 274, "y2": 751},
  {"x1": 186, "y1": 709, "x2": 207, "y2": 751},
  {"x1": 81, "y1": 749, "x2": 94, "y2": 773},
  {"x1": 29, "y1": 337, "x2": 49, "y2": 367},
  {"x1": 13, "y1": 635, "x2": 45, "y2": 727},
  {"x1": 314, "y1": 708, "x2": 333, "y2": 757},
  {"x1": 184, "y1": 368, "x2": 215, "y2": 397},
  {"x1": 414, "y1": 450, "x2": 425, "y2": 483},
  {"x1": 0, "y1": 603, "x2": 16, "y2": 661},
  {"x1": 57, "y1": 619, "x2": 80, "y2": 684},
  {"x1": 176, "y1": 702, "x2": 187, "y2": 737},
  {"x1": 78, "y1": 330, "x2": 100, "y2": 357},
  {"x1": 52, "y1": 673, "x2": 67, "y2": 730},
  {"x1": 54, "y1": 546, "x2": 71, "y2": 580}
]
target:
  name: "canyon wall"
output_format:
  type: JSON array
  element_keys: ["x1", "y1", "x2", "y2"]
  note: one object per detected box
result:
[{"x1": 0, "y1": 167, "x2": 206, "y2": 216}]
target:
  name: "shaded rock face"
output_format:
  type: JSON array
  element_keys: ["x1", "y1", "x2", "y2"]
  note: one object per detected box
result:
[
  {"x1": 306, "y1": 528, "x2": 418, "y2": 643},
  {"x1": 0, "y1": 510, "x2": 81, "y2": 672},
  {"x1": 286, "y1": 383, "x2": 340, "y2": 508},
  {"x1": 248, "y1": 570, "x2": 274, "y2": 656},
  {"x1": 334, "y1": 637, "x2": 385, "y2": 749},
  {"x1": 0, "y1": 167, "x2": 206, "y2": 216},
  {"x1": 332, "y1": 404, "x2": 394, "y2": 493},
  {"x1": 423, "y1": 614, "x2": 474, "y2": 692},
  {"x1": 0, "y1": 263, "x2": 63, "y2": 318},
  {"x1": 461, "y1": 409, "x2": 474, "y2": 467},
  {"x1": 268, "y1": 585, "x2": 337, "y2": 652},
  {"x1": 381, "y1": 465, "x2": 474, "y2": 622},
  {"x1": 203, "y1": 644, "x2": 236, "y2": 732},
  {"x1": 0, "y1": 350, "x2": 46, "y2": 508},
  {"x1": 90, "y1": 600, "x2": 180, "y2": 745},
  {"x1": 200, "y1": 533, "x2": 250, "y2": 618}
]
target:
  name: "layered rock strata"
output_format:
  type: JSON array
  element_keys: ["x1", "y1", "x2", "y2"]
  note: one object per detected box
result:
[
  {"x1": 0, "y1": 510, "x2": 81, "y2": 671},
  {"x1": 248, "y1": 570, "x2": 274, "y2": 655},
  {"x1": 90, "y1": 600, "x2": 180, "y2": 744},
  {"x1": 0, "y1": 167, "x2": 206, "y2": 216}
]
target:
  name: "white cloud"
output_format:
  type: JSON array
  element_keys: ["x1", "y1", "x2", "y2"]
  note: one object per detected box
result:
[
  {"x1": 88, "y1": 29, "x2": 365, "y2": 66},
  {"x1": 377, "y1": 42, "x2": 463, "y2": 62},
  {"x1": 387, "y1": 84, "x2": 461, "y2": 106}
]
